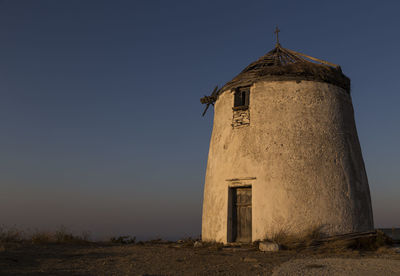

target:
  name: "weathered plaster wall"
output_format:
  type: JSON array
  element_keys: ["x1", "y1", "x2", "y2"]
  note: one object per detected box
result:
[{"x1": 201, "y1": 80, "x2": 374, "y2": 243}]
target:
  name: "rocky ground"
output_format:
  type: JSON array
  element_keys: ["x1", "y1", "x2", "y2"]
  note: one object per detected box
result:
[{"x1": 1, "y1": 241, "x2": 400, "y2": 275}]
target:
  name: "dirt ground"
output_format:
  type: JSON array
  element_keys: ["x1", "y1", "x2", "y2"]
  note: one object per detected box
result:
[{"x1": 0, "y1": 242, "x2": 400, "y2": 275}]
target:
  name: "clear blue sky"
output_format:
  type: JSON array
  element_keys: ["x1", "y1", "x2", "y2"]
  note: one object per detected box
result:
[{"x1": 0, "y1": 0, "x2": 399, "y2": 240}]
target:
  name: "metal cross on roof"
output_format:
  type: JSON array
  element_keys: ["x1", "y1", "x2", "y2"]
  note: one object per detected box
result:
[{"x1": 274, "y1": 26, "x2": 280, "y2": 46}]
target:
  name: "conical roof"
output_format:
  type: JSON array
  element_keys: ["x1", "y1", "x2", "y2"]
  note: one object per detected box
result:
[{"x1": 220, "y1": 44, "x2": 350, "y2": 93}]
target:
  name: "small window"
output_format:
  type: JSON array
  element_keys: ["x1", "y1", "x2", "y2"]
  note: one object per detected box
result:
[{"x1": 234, "y1": 87, "x2": 250, "y2": 109}]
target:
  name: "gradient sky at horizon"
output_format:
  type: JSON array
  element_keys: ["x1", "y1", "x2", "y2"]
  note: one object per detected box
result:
[{"x1": 0, "y1": 0, "x2": 399, "y2": 240}]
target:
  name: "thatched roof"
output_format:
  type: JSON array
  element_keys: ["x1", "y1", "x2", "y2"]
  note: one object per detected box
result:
[{"x1": 219, "y1": 44, "x2": 350, "y2": 95}]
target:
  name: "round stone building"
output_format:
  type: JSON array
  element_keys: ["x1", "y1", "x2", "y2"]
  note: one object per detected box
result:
[{"x1": 201, "y1": 41, "x2": 374, "y2": 243}]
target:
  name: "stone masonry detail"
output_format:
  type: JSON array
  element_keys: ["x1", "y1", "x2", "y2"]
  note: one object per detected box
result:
[{"x1": 232, "y1": 109, "x2": 250, "y2": 128}]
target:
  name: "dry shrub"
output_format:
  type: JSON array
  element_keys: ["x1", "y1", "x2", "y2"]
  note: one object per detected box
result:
[
  {"x1": 1, "y1": 225, "x2": 91, "y2": 245},
  {"x1": 176, "y1": 237, "x2": 199, "y2": 247},
  {"x1": 53, "y1": 226, "x2": 91, "y2": 244},
  {"x1": 267, "y1": 227, "x2": 393, "y2": 252},
  {"x1": 318, "y1": 239, "x2": 354, "y2": 253},
  {"x1": 269, "y1": 225, "x2": 324, "y2": 250},
  {"x1": 110, "y1": 235, "x2": 136, "y2": 244},
  {"x1": 0, "y1": 226, "x2": 24, "y2": 243},
  {"x1": 318, "y1": 232, "x2": 391, "y2": 253},
  {"x1": 31, "y1": 232, "x2": 53, "y2": 244},
  {"x1": 319, "y1": 230, "x2": 392, "y2": 252},
  {"x1": 30, "y1": 226, "x2": 91, "y2": 245},
  {"x1": 199, "y1": 242, "x2": 224, "y2": 251},
  {"x1": 348, "y1": 230, "x2": 392, "y2": 250},
  {"x1": 144, "y1": 238, "x2": 171, "y2": 245}
]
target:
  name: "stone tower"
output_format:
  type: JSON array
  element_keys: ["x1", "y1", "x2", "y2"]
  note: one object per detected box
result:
[{"x1": 201, "y1": 38, "x2": 374, "y2": 243}]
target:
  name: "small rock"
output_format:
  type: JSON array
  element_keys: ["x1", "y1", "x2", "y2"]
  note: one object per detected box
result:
[
  {"x1": 223, "y1": 247, "x2": 253, "y2": 252},
  {"x1": 243, "y1": 257, "x2": 258, "y2": 262},
  {"x1": 383, "y1": 246, "x2": 400, "y2": 254},
  {"x1": 193, "y1": 241, "x2": 203, "y2": 248},
  {"x1": 259, "y1": 241, "x2": 280, "y2": 252},
  {"x1": 177, "y1": 239, "x2": 184, "y2": 243}
]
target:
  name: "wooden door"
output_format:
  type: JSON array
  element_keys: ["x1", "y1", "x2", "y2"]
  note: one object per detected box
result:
[{"x1": 232, "y1": 187, "x2": 252, "y2": 242}]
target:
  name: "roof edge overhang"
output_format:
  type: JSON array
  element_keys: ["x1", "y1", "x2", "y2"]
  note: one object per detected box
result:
[
  {"x1": 217, "y1": 45, "x2": 350, "y2": 98},
  {"x1": 200, "y1": 45, "x2": 350, "y2": 112},
  {"x1": 220, "y1": 73, "x2": 351, "y2": 94}
]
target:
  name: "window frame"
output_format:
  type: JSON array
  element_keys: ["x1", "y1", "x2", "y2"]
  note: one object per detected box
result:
[{"x1": 233, "y1": 87, "x2": 250, "y2": 110}]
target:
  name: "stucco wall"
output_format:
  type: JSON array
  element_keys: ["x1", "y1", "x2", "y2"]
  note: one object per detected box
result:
[{"x1": 201, "y1": 80, "x2": 374, "y2": 243}]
